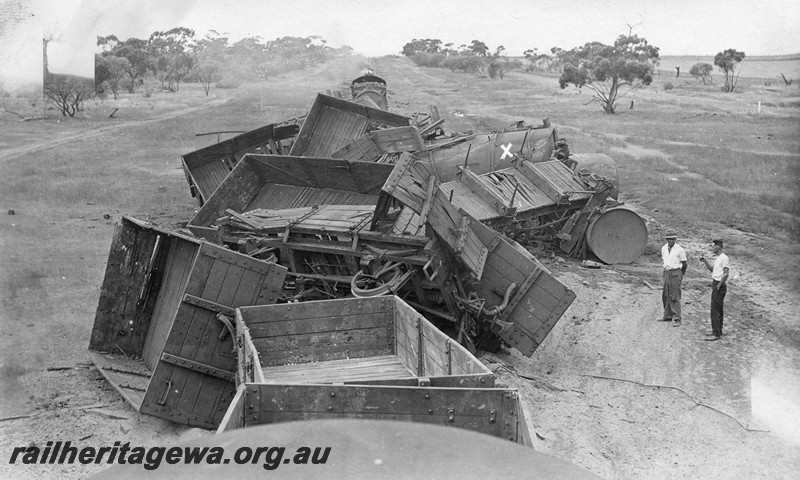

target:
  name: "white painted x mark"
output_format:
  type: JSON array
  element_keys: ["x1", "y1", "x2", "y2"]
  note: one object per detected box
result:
[{"x1": 500, "y1": 142, "x2": 514, "y2": 160}]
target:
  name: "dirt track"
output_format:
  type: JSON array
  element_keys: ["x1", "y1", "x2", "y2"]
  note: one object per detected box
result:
[{"x1": 1, "y1": 57, "x2": 798, "y2": 479}]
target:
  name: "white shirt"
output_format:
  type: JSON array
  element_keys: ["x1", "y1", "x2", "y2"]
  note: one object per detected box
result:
[
  {"x1": 712, "y1": 253, "x2": 730, "y2": 281},
  {"x1": 662, "y1": 243, "x2": 687, "y2": 270}
]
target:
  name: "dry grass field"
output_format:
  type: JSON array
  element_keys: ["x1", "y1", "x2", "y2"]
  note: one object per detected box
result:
[{"x1": 1, "y1": 54, "x2": 798, "y2": 479}]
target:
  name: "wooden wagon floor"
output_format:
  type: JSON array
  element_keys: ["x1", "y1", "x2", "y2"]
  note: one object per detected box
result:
[
  {"x1": 260, "y1": 355, "x2": 415, "y2": 384},
  {"x1": 89, "y1": 351, "x2": 151, "y2": 411}
]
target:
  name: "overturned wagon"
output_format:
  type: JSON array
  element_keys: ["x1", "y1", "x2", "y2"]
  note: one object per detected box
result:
[
  {"x1": 89, "y1": 216, "x2": 287, "y2": 428},
  {"x1": 220, "y1": 296, "x2": 532, "y2": 444},
  {"x1": 188, "y1": 151, "x2": 576, "y2": 356}
]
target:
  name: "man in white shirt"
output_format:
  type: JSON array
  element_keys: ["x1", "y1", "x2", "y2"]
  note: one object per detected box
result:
[
  {"x1": 660, "y1": 231, "x2": 687, "y2": 327},
  {"x1": 700, "y1": 239, "x2": 730, "y2": 341}
]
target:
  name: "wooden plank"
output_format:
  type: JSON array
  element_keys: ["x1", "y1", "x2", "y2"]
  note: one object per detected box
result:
[
  {"x1": 421, "y1": 321, "x2": 449, "y2": 377},
  {"x1": 332, "y1": 126, "x2": 424, "y2": 161},
  {"x1": 370, "y1": 126, "x2": 424, "y2": 153},
  {"x1": 89, "y1": 351, "x2": 150, "y2": 411},
  {"x1": 330, "y1": 132, "x2": 382, "y2": 162},
  {"x1": 247, "y1": 185, "x2": 378, "y2": 211},
  {"x1": 516, "y1": 398, "x2": 535, "y2": 447},
  {"x1": 440, "y1": 337, "x2": 489, "y2": 377},
  {"x1": 253, "y1": 328, "x2": 394, "y2": 366},
  {"x1": 241, "y1": 297, "x2": 389, "y2": 323},
  {"x1": 188, "y1": 157, "x2": 265, "y2": 228},
  {"x1": 424, "y1": 195, "x2": 489, "y2": 278},
  {"x1": 141, "y1": 239, "x2": 197, "y2": 370},
  {"x1": 424, "y1": 374, "x2": 496, "y2": 388},
  {"x1": 250, "y1": 384, "x2": 520, "y2": 441},
  {"x1": 305, "y1": 106, "x2": 366, "y2": 157},
  {"x1": 169, "y1": 251, "x2": 232, "y2": 424},
  {"x1": 216, "y1": 384, "x2": 246, "y2": 433},
  {"x1": 393, "y1": 298, "x2": 421, "y2": 373},
  {"x1": 260, "y1": 356, "x2": 414, "y2": 384},
  {"x1": 460, "y1": 169, "x2": 514, "y2": 215},
  {"x1": 201, "y1": 268, "x2": 258, "y2": 369},
  {"x1": 91, "y1": 219, "x2": 161, "y2": 356},
  {"x1": 245, "y1": 312, "x2": 391, "y2": 338},
  {"x1": 260, "y1": 355, "x2": 404, "y2": 374},
  {"x1": 442, "y1": 182, "x2": 500, "y2": 221}
]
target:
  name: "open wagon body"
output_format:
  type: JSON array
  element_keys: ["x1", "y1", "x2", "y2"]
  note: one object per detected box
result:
[
  {"x1": 187, "y1": 154, "x2": 395, "y2": 241},
  {"x1": 219, "y1": 296, "x2": 533, "y2": 445},
  {"x1": 184, "y1": 151, "x2": 576, "y2": 357},
  {"x1": 181, "y1": 122, "x2": 301, "y2": 205},
  {"x1": 88, "y1": 216, "x2": 287, "y2": 428},
  {"x1": 288, "y1": 94, "x2": 410, "y2": 158}
]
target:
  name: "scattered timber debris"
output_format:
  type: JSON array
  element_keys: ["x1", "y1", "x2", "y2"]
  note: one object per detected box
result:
[{"x1": 89, "y1": 72, "x2": 648, "y2": 436}]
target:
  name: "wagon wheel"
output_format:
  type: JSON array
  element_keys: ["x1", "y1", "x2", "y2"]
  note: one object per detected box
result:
[{"x1": 350, "y1": 262, "x2": 403, "y2": 297}]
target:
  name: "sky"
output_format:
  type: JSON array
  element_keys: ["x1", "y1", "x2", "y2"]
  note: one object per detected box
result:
[{"x1": 1, "y1": 0, "x2": 799, "y2": 88}]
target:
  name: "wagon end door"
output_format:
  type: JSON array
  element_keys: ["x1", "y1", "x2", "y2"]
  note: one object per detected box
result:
[
  {"x1": 470, "y1": 219, "x2": 576, "y2": 356},
  {"x1": 140, "y1": 243, "x2": 286, "y2": 428}
]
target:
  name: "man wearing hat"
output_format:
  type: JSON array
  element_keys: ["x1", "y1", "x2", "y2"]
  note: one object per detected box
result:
[
  {"x1": 661, "y1": 231, "x2": 687, "y2": 326},
  {"x1": 700, "y1": 239, "x2": 730, "y2": 341}
]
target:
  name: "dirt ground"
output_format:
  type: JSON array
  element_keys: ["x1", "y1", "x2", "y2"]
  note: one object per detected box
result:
[{"x1": 1, "y1": 57, "x2": 798, "y2": 479}]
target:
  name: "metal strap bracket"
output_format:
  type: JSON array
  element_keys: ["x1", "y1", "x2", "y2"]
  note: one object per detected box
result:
[
  {"x1": 496, "y1": 266, "x2": 542, "y2": 325},
  {"x1": 161, "y1": 353, "x2": 235, "y2": 383},
  {"x1": 183, "y1": 294, "x2": 236, "y2": 317}
]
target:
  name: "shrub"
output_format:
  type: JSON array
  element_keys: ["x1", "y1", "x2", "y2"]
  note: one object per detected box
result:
[{"x1": 663, "y1": 82, "x2": 674, "y2": 91}]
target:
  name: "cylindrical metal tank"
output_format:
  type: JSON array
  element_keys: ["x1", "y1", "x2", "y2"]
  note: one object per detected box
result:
[
  {"x1": 429, "y1": 127, "x2": 557, "y2": 183},
  {"x1": 351, "y1": 74, "x2": 388, "y2": 110},
  {"x1": 586, "y1": 207, "x2": 648, "y2": 264}
]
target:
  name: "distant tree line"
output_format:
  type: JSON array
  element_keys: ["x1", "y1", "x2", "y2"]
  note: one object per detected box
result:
[
  {"x1": 401, "y1": 39, "x2": 522, "y2": 79},
  {"x1": 95, "y1": 28, "x2": 352, "y2": 98}
]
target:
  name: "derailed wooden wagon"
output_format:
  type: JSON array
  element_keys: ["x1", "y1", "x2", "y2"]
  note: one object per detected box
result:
[
  {"x1": 88, "y1": 76, "x2": 650, "y2": 438},
  {"x1": 89, "y1": 216, "x2": 287, "y2": 428},
  {"x1": 190, "y1": 149, "x2": 576, "y2": 356},
  {"x1": 219, "y1": 296, "x2": 533, "y2": 445},
  {"x1": 182, "y1": 121, "x2": 301, "y2": 205},
  {"x1": 288, "y1": 93, "x2": 410, "y2": 158}
]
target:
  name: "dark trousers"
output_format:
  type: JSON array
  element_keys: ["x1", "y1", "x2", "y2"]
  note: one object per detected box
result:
[
  {"x1": 662, "y1": 269, "x2": 682, "y2": 321},
  {"x1": 711, "y1": 281, "x2": 727, "y2": 336}
]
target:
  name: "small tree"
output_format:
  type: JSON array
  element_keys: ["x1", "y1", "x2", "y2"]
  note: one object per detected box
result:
[
  {"x1": 689, "y1": 62, "x2": 714, "y2": 84},
  {"x1": 44, "y1": 75, "x2": 95, "y2": 116},
  {"x1": 95, "y1": 55, "x2": 131, "y2": 99},
  {"x1": 192, "y1": 63, "x2": 219, "y2": 96},
  {"x1": 559, "y1": 34, "x2": 659, "y2": 114},
  {"x1": 488, "y1": 57, "x2": 523, "y2": 79},
  {"x1": 469, "y1": 40, "x2": 489, "y2": 57},
  {"x1": 550, "y1": 47, "x2": 566, "y2": 73},
  {"x1": 714, "y1": 49, "x2": 745, "y2": 93}
]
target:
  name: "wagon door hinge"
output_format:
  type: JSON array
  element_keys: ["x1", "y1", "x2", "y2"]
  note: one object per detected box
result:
[{"x1": 447, "y1": 407, "x2": 455, "y2": 423}]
